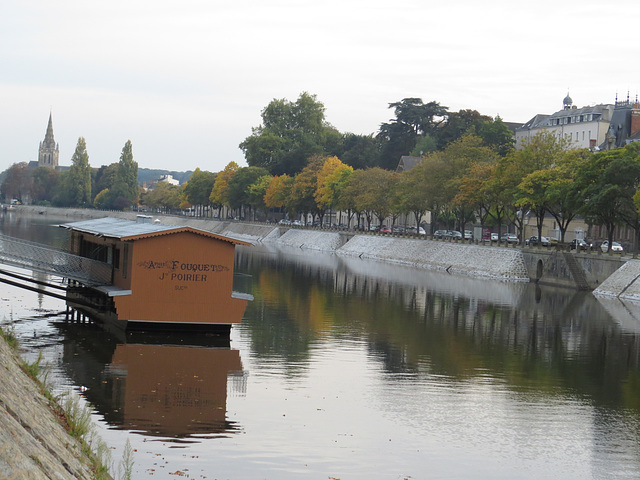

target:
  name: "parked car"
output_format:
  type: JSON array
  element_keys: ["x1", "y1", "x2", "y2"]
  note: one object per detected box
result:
[
  {"x1": 449, "y1": 231, "x2": 463, "y2": 240},
  {"x1": 601, "y1": 241, "x2": 624, "y2": 253},
  {"x1": 278, "y1": 219, "x2": 291, "y2": 225},
  {"x1": 292, "y1": 220, "x2": 303, "y2": 226},
  {"x1": 525, "y1": 236, "x2": 550, "y2": 246},
  {"x1": 491, "y1": 233, "x2": 499, "y2": 242},
  {"x1": 379, "y1": 226, "x2": 392, "y2": 234},
  {"x1": 393, "y1": 226, "x2": 405, "y2": 234},
  {"x1": 500, "y1": 233, "x2": 520, "y2": 244},
  {"x1": 464, "y1": 230, "x2": 473, "y2": 240},
  {"x1": 433, "y1": 230, "x2": 449, "y2": 239},
  {"x1": 569, "y1": 239, "x2": 592, "y2": 251},
  {"x1": 407, "y1": 226, "x2": 426, "y2": 235}
]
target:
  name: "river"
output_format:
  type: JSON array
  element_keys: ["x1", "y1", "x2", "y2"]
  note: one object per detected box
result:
[{"x1": 2, "y1": 212, "x2": 640, "y2": 479}]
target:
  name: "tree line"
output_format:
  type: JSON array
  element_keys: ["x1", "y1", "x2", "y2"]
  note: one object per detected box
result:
[
  {"x1": 4, "y1": 92, "x2": 640, "y2": 252},
  {"x1": 2, "y1": 138, "x2": 139, "y2": 210}
]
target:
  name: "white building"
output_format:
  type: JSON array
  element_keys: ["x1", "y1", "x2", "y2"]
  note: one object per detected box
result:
[{"x1": 515, "y1": 93, "x2": 613, "y2": 150}]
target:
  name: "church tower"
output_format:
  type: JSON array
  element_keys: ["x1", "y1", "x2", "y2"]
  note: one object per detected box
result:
[{"x1": 38, "y1": 112, "x2": 59, "y2": 169}]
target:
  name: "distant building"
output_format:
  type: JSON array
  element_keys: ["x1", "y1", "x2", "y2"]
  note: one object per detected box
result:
[
  {"x1": 515, "y1": 92, "x2": 640, "y2": 151},
  {"x1": 158, "y1": 174, "x2": 180, "y2": 186},
  {"x1": 37, "y1": 112, "x2": 59, "y2": 169},
  {"x1": 396, "y1": 156, "x2": 422, "y2": 173}
]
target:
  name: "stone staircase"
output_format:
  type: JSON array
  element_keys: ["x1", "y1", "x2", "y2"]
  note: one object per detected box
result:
[{"x1": 562, "y1": 252, "x2": 591, "y2": 290}]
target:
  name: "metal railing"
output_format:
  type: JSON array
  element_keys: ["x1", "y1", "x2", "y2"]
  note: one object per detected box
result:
[{"x1": 0, "y1": 234, "x2": 112, "y2": 286}]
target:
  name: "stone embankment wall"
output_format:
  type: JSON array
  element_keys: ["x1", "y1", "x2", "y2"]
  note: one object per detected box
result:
[
  {"x1": 12, "y1": 206, "x2": 632, "y2": 287},
  {"x1": 594, "y1": 259, "x2": 640, "y2": 301},
  {"x1": 0, "y1": 336, "x2": 98, "y2": 479}
]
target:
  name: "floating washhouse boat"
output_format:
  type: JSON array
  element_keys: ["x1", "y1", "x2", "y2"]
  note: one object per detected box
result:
[{"x1": 61, "y1": 216, "x2": 252, "y2": 333}]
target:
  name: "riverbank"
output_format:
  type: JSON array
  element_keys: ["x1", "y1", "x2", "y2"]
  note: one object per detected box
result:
[
  {"x1": 0, "y1": 331, "x2": 106, "y2": 479},
  {"x1": 9, "y1": 205, "x2": 636, "y2": 290}
]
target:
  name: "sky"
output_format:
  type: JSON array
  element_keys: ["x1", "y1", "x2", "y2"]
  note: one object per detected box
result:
[{"x1": 2, "y1": 0, "x2": 640, "y2": 174}]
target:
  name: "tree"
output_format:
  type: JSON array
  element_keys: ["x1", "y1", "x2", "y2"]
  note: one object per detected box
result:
[
  {"x1": 67, "y1": 137, "x2": 92, "y2": 207},
  {"x1": 142, "y1": 182, "x2": 181, "y2": 213},
  {"x1": 343, "y1": 167, "x2": 397, "y2": 228},
  {"x1": 377, "y1": 98, "x2": 448, "y2": 169},
  {"x1": 314, "y1": 156, "x2": 353, "y2": 225},
  {"x1": 110, "y1": 140, "x2": 139, "y2": 208},
  {"x1": 247, "y1": 175, "x2": 272, "y2": 220},
  {"x1": 336, "y1": 133, "x2": 383, "y2": 170},
  {"x1": 182, "y1": 168, "x2": 216, "y2": 217},
  {"x1": 31, "y1": 166, "x2": 59, "y2": 204},
  {"x1": 436, "y1": 109, "x2": 491, "y2": 150},
  {"x1": 227, "y1": 166, "x2": 270, "y2": 218},
  {"x1": 264, "y1": 174, "x2": 292, "y2": 212},
  {"x1": 289, "y1": 156, "x2": 325, "y2": 223},
  {"x1": 210, "y1": 161, "x2": 239, "y2": 215},
  {"x1": 579, "y1": 145, "x2": 640, "y2": 250},
  {"x1": 478, "y1": 116, "x2": 515, "y2": 156},
  {"x1": 240, "y1": 92, "x2": 338, "y2": 175},
  {"x1": 1, "y1": 162, "x2": 33, "y2": 203}
]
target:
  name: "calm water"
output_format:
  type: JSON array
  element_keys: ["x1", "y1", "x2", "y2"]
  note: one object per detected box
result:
[{"x1": 2, "y1": 212, "x2": 640, "y2": 479}]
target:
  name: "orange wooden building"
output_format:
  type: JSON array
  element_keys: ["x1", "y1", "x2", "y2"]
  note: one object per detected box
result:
[{"x1": 62, "y1": 217, "x2": 251, "y2": 333}]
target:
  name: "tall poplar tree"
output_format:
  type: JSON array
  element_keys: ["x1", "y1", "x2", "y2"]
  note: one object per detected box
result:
[
  {"x1": 111, "y1": 140, "x2": 139, "y2": 208},
  {"x1": 68, "y1": 137, "x2": 92, "y2": 207}
]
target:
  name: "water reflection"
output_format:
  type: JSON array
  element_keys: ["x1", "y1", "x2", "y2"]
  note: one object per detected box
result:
[
  {"x1": 237, "y1": 245, "x2": 640, "y2": 413},
  {"x1": 56, "y1": 324, "x2": 244, "y2": 439}
]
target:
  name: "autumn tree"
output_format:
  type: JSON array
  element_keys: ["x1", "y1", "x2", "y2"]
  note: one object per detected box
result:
[
  {"x1": 210, "y1": 161, "x2": 239, "y2": 217},
  {"x1": 289, "y1": 156, "x2": 325, "y2": 224},
  {"x1": 264, "y1": 174, "x2": 292, "y2": 216},
  {"x1": 314, "y1": 156, "x2": 353, "y2": 225}
]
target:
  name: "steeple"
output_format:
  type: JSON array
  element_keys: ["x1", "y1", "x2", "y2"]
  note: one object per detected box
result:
[{"x1": 38, "y1": 112, "x2": 59, "y2": 169}]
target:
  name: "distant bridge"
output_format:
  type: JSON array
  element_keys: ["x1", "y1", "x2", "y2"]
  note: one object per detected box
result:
[{"x1": 0, "y1": 234, "x2": 112, "y2": 286}]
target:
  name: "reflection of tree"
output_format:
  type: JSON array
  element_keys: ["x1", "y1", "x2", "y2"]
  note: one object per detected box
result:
[{"x1": 238, "y1": 246, "x2": 640, "y2": 412}]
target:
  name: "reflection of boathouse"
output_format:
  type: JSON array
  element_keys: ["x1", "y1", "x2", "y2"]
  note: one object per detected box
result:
[{"x1": 62, "y1": 217, "x2": 251, "y2": 332}]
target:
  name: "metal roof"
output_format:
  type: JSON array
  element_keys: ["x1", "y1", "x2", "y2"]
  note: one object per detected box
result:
[{"x1": 60, "y1": 217, "x2": 251, "y2": 246}]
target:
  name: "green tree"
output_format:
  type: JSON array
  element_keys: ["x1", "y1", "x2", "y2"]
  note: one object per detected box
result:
[
  {"x1": 67, "y1": 137, "x2": 92, "y2": 207},
  {"x1": 377, "y1": 98, "x2": 448, "y2": 169},
  {"x1": 436, "y1": 109, "x2": 491, "y2": 150},
  {"x1": 1, "y1": 162, "x2": 33, "y2": 204},
  {"x1": 579, "y1": 145, "x2": 640, "y2": 250},
  {"x1": 110, "y1": 140, "x2": 139, "y2": 208},
  {"x1": 240, "y1": 92, "x2": 338, "y2": 175},
  {"x1": 227, "y1": 166, "x2": 270, "y2": 218},
  {"x1": 31, "y1": 166, "x2": 59, "y2": 204},
  {"x1": 478, "y1": 116, "x2": 515, "y2": 156},
  {"x1": 142, "y1": 182, "x2": 181, "y2": 213},
  {"x1": 247, "y1": 175, "x2": 272, "y2": 220},
  {"x1": 182, "y1": 168, "x2": 216, "y2": 217},
  {"x1": 336, "y1": 133, "x2": 383, "y2": 169}
]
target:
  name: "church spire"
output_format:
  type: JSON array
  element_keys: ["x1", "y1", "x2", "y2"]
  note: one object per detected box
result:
[
  {"x1": 38, "y1": 112, "x2": 59, "y2": 169},
  {"x1": 43, "y1": 112, "x2": 56, "y2": 148}
]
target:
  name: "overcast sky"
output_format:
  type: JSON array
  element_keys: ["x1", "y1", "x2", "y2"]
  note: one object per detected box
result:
[{"x1": 2, "y1": 0, "x2": 639, "y2": 174}]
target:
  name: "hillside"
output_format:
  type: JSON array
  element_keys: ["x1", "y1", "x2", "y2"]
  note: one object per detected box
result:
[{"x1": 137, "y1": 168, "x2": 193, "y2": 186}]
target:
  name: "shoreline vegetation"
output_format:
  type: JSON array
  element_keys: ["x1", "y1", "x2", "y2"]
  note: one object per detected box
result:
[{"x1": 0, "y1": 323, "x2": 119, "y2": 479}]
